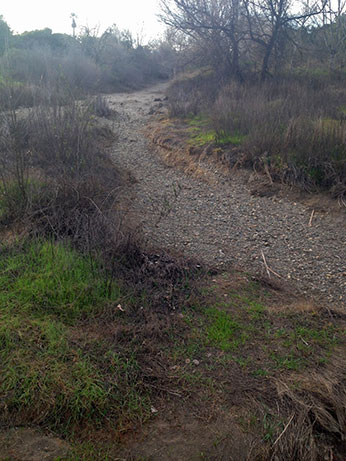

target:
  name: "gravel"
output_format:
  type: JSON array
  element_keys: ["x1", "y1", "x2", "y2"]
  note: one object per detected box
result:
[{"x1": 106, "y1": 83, "x2": 346, "y2": 308}]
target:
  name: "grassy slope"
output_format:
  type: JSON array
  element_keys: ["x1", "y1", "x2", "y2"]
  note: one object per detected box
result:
[
  {"x1": 1, "y1": 240, "x2": 344, "y2": 459},
  {"x1": 0, "y1": 241, "x2": 150, "y2": 435}
]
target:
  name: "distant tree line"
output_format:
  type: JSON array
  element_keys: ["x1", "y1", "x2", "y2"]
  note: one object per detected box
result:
[
  {"x1": 0, "y1": 15, "x2": 175, "y2": 94},
  {"x1": 160, "y1": 0, "x2": 346, "y2": 81}
]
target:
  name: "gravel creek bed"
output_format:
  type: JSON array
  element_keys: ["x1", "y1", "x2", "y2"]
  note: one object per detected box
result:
[{"x1": 106, "y1": 83, "x2": 346, "y2": 308}]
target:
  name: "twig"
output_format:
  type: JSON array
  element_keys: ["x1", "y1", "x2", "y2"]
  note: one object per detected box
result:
[
  {"x1": 273, "y1": 414, "x2": 294, "y2": 446},
  {"x1": 261, "y1": 251, "x2": 283, "y2": 279},
  {"x1": 268, "y1": 266, "x2": 283, "y2": 279},
  {"x1": 263, "y1": 162, "x2": 273, "y2": 185},
  {"x1": 308, "y1": 209, "x2": 315, "y2": 227},
  {"x1": 144, "y1": 383, "x2": 182, "y2": 397},
  {"x1": 261, "y1": 250, "x2": 271, "y2": 278},
  {"x1": 299, "y1": 336, "x2": 309, "y2": 346}
]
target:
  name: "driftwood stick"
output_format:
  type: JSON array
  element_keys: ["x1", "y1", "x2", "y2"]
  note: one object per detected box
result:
[
  {"x1": 264, "y1": 162, "x2": 273, "y2": 184},
  {"x1": 261, "y1": 250, "x2": 271, "y2": 278},
  {"x1": 309, "y1": 210, "x2": 315, "y2": 227},
  {"x1": 261, "y1": 251, "x2": 283, "y2": 279},
  {"x1": 268, "y1": 266, "x2": 283, "y2": 279}
]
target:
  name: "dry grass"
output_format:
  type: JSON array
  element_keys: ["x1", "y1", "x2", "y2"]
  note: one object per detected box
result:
[
  {"x1": 147, "y1": 118, "x2": 231, "y2": 184},
  {"x1": 272, "y1": 354, "x2": 346, "y2": 460},
  {"x1": 166, "y1": 73, "x2": 346, "y2": 197}
]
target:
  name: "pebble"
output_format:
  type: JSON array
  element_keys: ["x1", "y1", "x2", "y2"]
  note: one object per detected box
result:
[{"x1": 107, "y1": 83, "x2": 346, "y2": 309}]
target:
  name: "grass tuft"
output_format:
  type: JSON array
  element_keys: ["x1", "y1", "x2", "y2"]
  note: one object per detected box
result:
[{"x1": 0, "y1": 240, "x2": 150, "y2": 432}]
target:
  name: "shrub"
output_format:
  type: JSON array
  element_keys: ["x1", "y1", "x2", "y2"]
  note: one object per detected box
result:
[
  {"x1": 0, "y1": 88, "x2": 136, "y2": 280},
  {"x1": 166, "y1": 70, "x2": 220, "y2": 117},
  {"x1": 168, "y1": 73, "x2": 346, "y2": 195},
  {"x1": 211, "y1": 80, "x2": 346, "y2": 192},
  {"x1": 92, "y1": 95, "x2": 113, "y2": 118}
]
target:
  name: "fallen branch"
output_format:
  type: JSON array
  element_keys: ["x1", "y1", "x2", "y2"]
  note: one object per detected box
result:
[
  {"x1": 309, "y1": 210, "x2": 315, "y2": 227},
  {"x1": 261, "y1": 250, "x2": 271, "y2": 278},
  {"x1": 261, "y1": 250, "x2": 282, "y2": 279},
  {"x1": 268, "y1": 266, "x2": 283, "y2": 279}
]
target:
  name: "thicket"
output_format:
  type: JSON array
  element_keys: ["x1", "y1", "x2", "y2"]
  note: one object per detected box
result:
[
  {"x1": 0, "y1": 52, "x2": 194, "y2": 434},
  {"x1": 162, "y1": 1, "x2": 346, "y2": 196},
  {"x1": 0, "y1": 17, "x2": 174, "y2": 107}
]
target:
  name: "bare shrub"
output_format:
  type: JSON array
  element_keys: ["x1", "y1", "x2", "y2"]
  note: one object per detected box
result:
[
  {"x1": 92, "y1": 95, "x2": 113, "y2": 118},
  {"x1": 0, "y1": 82, "x2": 38, "y2": 109},
  {"x1": 207, "y1": 78, "x2": 346, "y2": 194},
  {"x1": 1, "y1": 47, "x2": 101, "y2": 95},
  {"x1": 0, "y1": 88, "x2": 139, "y2": 285},
  {"x1": 167, "y1": 70, "x2": 220, "y2": 117},
  {"x1": 27, "y1": 102, "x2": 97, "y2": 177}
]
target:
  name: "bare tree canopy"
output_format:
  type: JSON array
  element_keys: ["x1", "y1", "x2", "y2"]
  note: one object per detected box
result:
[{"x1": 160, "y1": 0, "x2": 331, "y2": 80}]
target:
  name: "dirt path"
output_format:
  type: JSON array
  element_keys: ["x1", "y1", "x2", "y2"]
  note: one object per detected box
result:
[{"x1": 107, "y1": 83, "x2": 346, "y2": 308}]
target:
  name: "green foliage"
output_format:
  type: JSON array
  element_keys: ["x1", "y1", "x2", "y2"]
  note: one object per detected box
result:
[
  {"x1": 169, "y1": 275, "x2": 342, "y2": 381},
  {"x1": 0, "y1": 241, "x2": 121, "y2": 322},
  {"x1": 0, "y1": 22, "x2": 169, "y2": 98},
  {"x1": 206, "y1": 307, "x2": 247, "y2": 351},
  {"x1": 0, "y1": 241, "x2": 150, "y2": 431},
  {"x1": 186, "y1": 115, "x2": 245, "y2": 147}
]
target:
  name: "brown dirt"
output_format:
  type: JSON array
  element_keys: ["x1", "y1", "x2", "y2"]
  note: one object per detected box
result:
[
  {"x1": 0, "y1": 428, "x2": 69, "y2": 461},
  {"x1": 120, "y1": 406, "x2": 261, "y2": 460}
]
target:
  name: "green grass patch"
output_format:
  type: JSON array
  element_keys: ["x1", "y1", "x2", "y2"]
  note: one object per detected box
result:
[
  {"x1": 170, "y1": 277, "x2": 342, "y2": 379},
  {"x1": 0, "y1": 240, "x2": 121, "y2": 323},
  {"x1": 186, "y1": 114, "x2": 246, "y2": 147},
  {"x1": 206, "y1": 306, "x2": 248, "y2": 351},
  {"x1": 0, "y1": 240, "x2": 150, "y2": 432},
  {"x1": 215, "y1": 131, "x2": 245, "y2": 146}
]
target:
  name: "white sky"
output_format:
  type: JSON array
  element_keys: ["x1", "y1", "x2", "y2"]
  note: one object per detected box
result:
[{"x1": 0, "y1": 0, "x2": 165, "y2": 41}]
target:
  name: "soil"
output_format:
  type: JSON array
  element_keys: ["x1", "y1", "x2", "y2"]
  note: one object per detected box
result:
[
  {"x1": 0, "y1": 428, "x2": 69, "y2": 460},
  {"x1": 106, "y1": 82, "x2": 346, "y2": 309}
]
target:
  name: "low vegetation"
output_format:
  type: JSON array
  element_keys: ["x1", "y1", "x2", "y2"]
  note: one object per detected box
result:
[
  {"x1": 0, "y1": 241, "x2": 149, "y2": 432},
  {"x1": 1, "y1": 238, "x2": 345, "y2": 459},
  {"x1": 0, "y1": 16, "x2": 174, "y2": 108},
  {"x1": 166, "y1": 71, "x2": 346, "y2": 197},
  {"x1": 160, "y1": 0, "x2": 346, "y2": 198}
]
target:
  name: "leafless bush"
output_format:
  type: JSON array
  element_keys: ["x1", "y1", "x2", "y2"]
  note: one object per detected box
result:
[
  {"x1": 0, "y1": 88, "x2": 140, "y2": 283},
  {"x1": 204, "y1": 77, "x2": 346, "y2": 194},
  {"x1": 1, "y1": 47, "x2": 101, "y2": 95},
  {"x1": 0, "y1": 82, "x2": 38, "y2": 109},
  {"x1": 27, "y1": 102, "x2": 97, "y2": 178},
  {"x1": 167, "y1": 70, "x2": 220, "y2": 117},
  {"x1": 92, "y1": 95, "x2": 113, "y2": 118}
]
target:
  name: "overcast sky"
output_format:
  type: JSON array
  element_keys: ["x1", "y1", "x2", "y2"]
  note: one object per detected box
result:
[{"x1": 1, "y1": 0, "x2": 165, "y2": 40}]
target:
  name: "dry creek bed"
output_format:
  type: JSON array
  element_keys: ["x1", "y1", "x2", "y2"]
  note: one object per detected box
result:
[{"x1": 105, "y1": 82, "x2": 346, "y2": 309}]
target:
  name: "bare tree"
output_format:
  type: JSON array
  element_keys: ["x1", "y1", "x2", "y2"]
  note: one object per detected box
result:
[
  {"x1": 244, "y1": 0, "x2": 327, "y2": 80},
  {"x1": 319, "y1": 0, "x2": 346, "y2": 68},
  {"x1": 160, "y1": 0, "x2": 246, "y2": 81}
]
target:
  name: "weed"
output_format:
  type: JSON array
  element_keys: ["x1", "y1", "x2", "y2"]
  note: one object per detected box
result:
[{"x1": 270, "y1": 353, "x2": 305, "y2": 371}]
